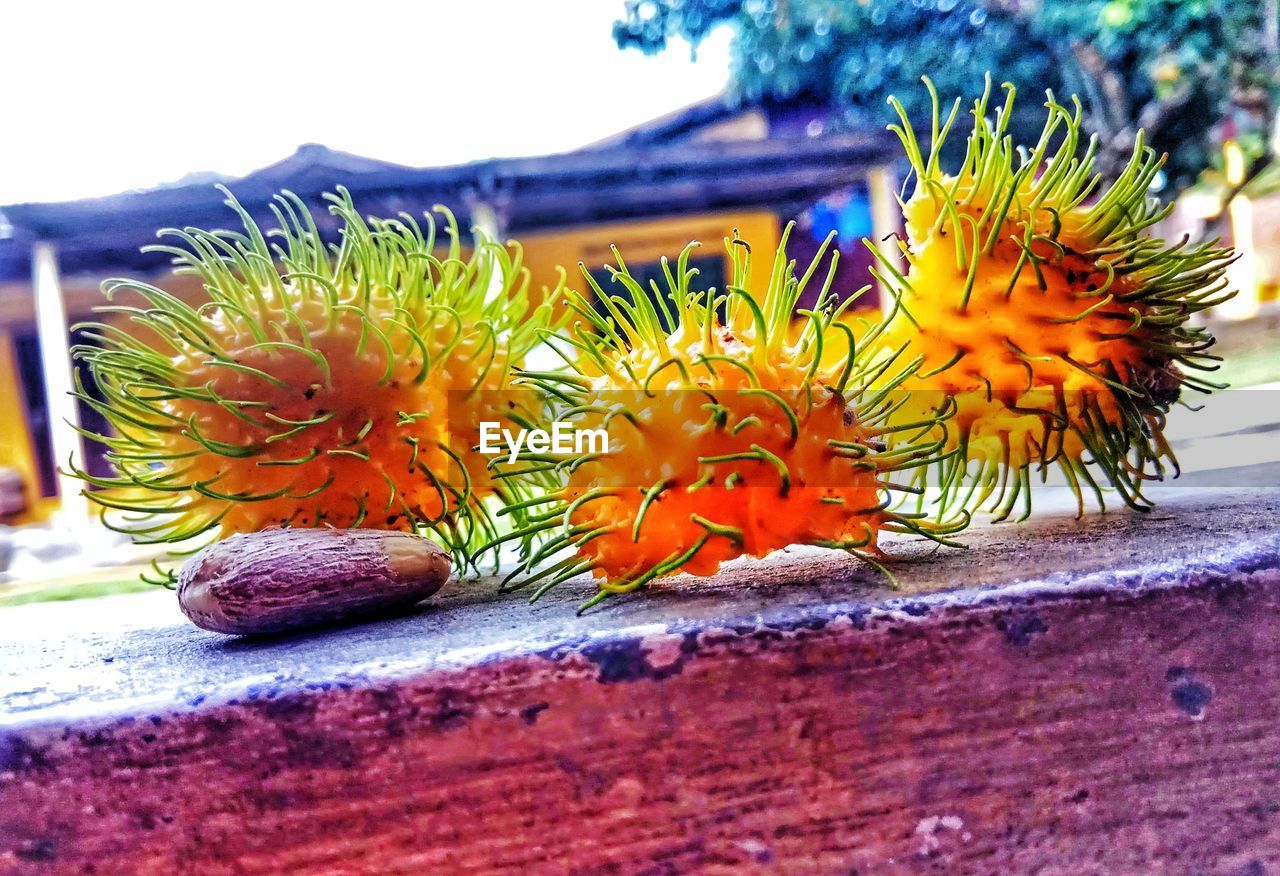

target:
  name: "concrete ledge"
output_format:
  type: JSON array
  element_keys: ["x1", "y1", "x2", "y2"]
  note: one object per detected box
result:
[{"x1": 2, "y1": 488, "x2": 1280, "y2": 873}]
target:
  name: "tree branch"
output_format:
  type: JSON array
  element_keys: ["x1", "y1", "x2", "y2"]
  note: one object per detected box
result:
[{"x1": 1071, "y1": 40, "x2": 1128, "y2": 137}]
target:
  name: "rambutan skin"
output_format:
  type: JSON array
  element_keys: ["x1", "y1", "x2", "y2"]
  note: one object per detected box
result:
[
  {"x1": 157, "y1": 300, "x2": 455, "y2": 535},
  {"x1": 563, "y1": 350, "x2": 889, "y2": 590}
]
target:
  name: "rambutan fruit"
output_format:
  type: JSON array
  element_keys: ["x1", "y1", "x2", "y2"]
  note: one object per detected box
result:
[
  {"x1": 493, "y1": 229, "x2": 965, "y2": 609},
  {"x1": 867, "y1": 79, "x2": 1237, "y2": 519},
  {"x1": 70, "y1": 187, "x2": 557, "y2": 580}
]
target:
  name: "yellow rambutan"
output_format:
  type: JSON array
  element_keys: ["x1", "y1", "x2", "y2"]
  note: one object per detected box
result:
[{"x1": 867, "y1": 79, "x2": 1236, "y2": 518}]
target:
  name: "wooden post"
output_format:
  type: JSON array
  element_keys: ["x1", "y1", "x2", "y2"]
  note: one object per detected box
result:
[
  {"x1": 465, "y1": 196, "x2": 508, "y2": 308},
  {"x1": 30, "y1": 243, "x2": 86, "y2": 521},
  {"x1": 1219, "y1": 139, "x2": 1260, "y2": 320},
  {"x1": 867, "y1": 164, "x2": 902, "y2": 315}
]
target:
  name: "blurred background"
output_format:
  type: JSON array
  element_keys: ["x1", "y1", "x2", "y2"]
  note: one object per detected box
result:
[{"x1": 0, "y1": 0, "x2": 1276, "y2": 606}]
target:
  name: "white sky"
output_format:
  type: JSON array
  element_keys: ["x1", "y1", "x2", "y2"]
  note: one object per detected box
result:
[{"x1": 0, "y1": 1, "x2": 730, "y2": 205}]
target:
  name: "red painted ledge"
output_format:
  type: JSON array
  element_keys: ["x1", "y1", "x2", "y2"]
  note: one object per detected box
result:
[{"x1": 2, "y1": 487, "x2": 1280, "y2": 874}]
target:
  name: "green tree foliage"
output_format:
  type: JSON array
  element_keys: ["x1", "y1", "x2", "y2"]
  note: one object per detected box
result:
[{"x1": 616, "y1": 0, "x2": 1277, "y2": 195}]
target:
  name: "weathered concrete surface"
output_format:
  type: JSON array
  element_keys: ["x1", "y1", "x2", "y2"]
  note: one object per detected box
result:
[{"x1": 2, "y1": 487, "x2": 1280, "y2": 874}]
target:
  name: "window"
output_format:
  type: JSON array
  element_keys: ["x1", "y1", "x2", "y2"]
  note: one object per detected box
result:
[
  {"x1": 12, "y1": 328, "x2": 113, "y2": 498},
  {"x1": 789, "y1": 180, "x2": 881, "y2": 310},
  {"x1": 587, "y1": 253, "x2": 728, "y2": 334},
  {"x1": 12, "y1": 332, "x2": 56, "y2": 498}
]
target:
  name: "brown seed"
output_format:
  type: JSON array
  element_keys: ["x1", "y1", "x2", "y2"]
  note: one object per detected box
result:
[{"x1": 177, "y1": 528, "x2": 450, "y2": 635}]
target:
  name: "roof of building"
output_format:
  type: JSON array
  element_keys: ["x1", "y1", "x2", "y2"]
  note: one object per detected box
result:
[
  {"x1": 0, "y1": 124, "x2": 895, "y2": 284},
  {"x1": 581, "y1": 93, "x2": 749, "y2": 149}
]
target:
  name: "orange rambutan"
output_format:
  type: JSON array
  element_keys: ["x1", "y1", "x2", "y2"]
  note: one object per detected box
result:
[
  {"x1": 492, "y1": 229, "x2": 963, "y2": 608},
  {"x1": 71, "y1": 187, "x2": 556, "y2": 580}
]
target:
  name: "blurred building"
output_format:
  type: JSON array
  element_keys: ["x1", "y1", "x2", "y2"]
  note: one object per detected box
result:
[{"x1": 0, "y1": 96, "x2": 900, "y2": 523}]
